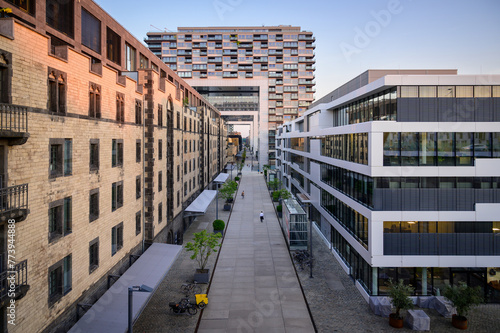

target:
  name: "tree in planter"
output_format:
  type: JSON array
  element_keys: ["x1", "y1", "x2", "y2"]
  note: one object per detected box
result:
[
  {"x1": 443, "y1": 282, "x2": 483, "y2": 329},
  {"x1": 185, "y1": 230, "x2": 221, "y2": 283},
  {"x1": 267, "y1": 179, "x2": 281, "y2": 192},
  {"x1": 387, "y1": 279, "x2": 414, "y2": 328},
  {"x1": 237, "y1": 162, "x2": 244, "y2": 175},
  {"x1": 278, "y1": 189, "x2": 291, "y2": 200},
  {"x1": 219, "y1": 180, "x2": 238, "y2": 203},
  {"x1": 263, "y1": 164, "x2": 270, "y2": 177}
]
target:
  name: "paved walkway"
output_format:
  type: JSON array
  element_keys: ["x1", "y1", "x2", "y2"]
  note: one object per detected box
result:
[{"x1": 198, "y1": 164, "x2": 315, "y2": 332}]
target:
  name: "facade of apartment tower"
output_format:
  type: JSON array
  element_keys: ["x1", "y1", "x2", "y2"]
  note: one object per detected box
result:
[
  {"x1": 277, "y1": 70, "x2": 500, "y2": 303},
  {"x1": 0, "y1": 1, "x2": 226, "y2": 332},
  {"x1": 145, "y1": 26, "x2": 315, "y2": 169}
]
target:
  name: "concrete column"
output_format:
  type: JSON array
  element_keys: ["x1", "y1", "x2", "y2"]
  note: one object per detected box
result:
[{"x1": 372, "y1": 267, "x2": 378, "y2": 296}]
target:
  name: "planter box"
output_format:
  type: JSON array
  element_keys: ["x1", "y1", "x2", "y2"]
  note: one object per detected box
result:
[
  {"x1": 214, "y1": 229, "x2": 224, "y2": 237},
  {"x1": 194, "y1": 269, "x2": 210, "y2": 284},
  {"x1": 223, "y1": 204, "x2": 231, "y2": 211},
  {"x1": 277, "y1": 211, "x2": 282, "y2": 218}
]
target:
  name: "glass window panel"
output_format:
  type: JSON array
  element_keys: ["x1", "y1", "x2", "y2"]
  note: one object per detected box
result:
[
  {"x1": 401, "y1": 132, "x2": 419, "y2": 166},
  {"x1": 419, "y1": 86, "x2": 436, "y2": 98},
  {"x1": 384, "y1": 222, "x2": 400, "y2": 233},
  {"x1": 474, "y1": 177, "x2": 491, "y2": 189},
  {"x1": 457, "y1": 177, "x2": 473, "y2": 188},
  {"x1": 439, "y1": 177, "x2": 456, "y2": 188},
  {"x1": 493, "y1": 86, "x2": 500, "y2": 97},
  {"x1": 473, "y1": 133, "x2": 492, "y2": 158},
  {"x1": 432, "y1": 267, "x2": 450, "y2": 296},
  {"x1": 455, "y1": 132, "x2": 473, "y2": 166},
  {"x1": 438, "y1": 221, "x2": 454, "y2": 233},
  {"x1": 419, "y1": 132, "x2": 437, "y2": 166},
  {"x1": 81, "y1": 8, "x2": 101, "y2": 53},
  {"x1": 401, "y1": 86, "x2": 418, "y2": 98},
  {"x1": 420, "y1": 221, "x2": 437, "y2": 233},
  {"x1": 421, "y1": 177, "x2": 438, "y2": 188},
  {"x1": 438, "y1": 86, "x2": 455, "y2": 98},
  {"x1": 401, "y1": 222, "x2": 418, "y2": 233},
  {"x1": 456, "y1": 86, "x2": 473, "y2": 98},
  {"x1": 493, "y1": 133, "x2": 500, "y2": 158},
  {"x1": 383, "y1": 132, "x2": 400, "y2": 166},
  {"x1": 437, "y1": 132, "x2": 455, "y2": 166},
  {"x1": 401, "y1": 177, "x2": 419, "y2": 188},
  {"x1": 474, "y1": 86, "x2": 491, "y2": 98}
]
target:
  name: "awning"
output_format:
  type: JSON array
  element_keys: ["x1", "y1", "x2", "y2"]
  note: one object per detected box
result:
[
  {"x1": 226, "y1": 164, "x2": 236, "y2": 170},
  {"x1": 69, "y1": 243, "x2": 182, "y2": 333},
  {"x1": 213, "y1": 173, "x2": 229, "y2": 183},
  {"x1": 296, "y1": 192, "x2": 312, "y2": 203},
  {"x1": 184, "y1": 190, "x2": 217, "y2": 214}
]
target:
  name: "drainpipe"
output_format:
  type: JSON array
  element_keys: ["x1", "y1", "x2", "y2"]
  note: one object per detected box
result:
[{"x1": 142, "y1": 92, "x2": 146, "y2": 254}]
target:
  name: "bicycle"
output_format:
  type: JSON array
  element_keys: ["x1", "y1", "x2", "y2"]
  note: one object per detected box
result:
[{"x1": 180, "y1": 281, "x2": 202, "y2": 296}]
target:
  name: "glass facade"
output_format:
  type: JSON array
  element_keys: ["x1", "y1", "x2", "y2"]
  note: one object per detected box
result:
[
  {"x1": 321, "y1": 133, "x2": 368, "y2": 165},
  {"x1": 384, "y1": 132, "x2": 500, "y2": 166},
  {"x1": 321, "y1": 189, "x2": 368, "y2": 249}
]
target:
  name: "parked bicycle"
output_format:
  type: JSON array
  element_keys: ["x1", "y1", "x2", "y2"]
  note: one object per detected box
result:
[
  {"x1": 180, "y1": 281, "x2": 202, "y2": 296},
  {"x1": 169, "y1": 297, "x2": 198, "y2": 315},
  {"x1": 292, "y1": 250, "x2": 313, "y2": 271}
]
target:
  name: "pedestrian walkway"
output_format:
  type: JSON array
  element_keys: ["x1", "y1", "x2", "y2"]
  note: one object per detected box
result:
[{"x1": 198, "y1": 167, "x2": 315, "y2": 332}]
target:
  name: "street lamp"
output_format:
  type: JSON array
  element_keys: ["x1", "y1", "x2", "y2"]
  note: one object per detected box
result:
[{"x1": 128, "y1": 284, "x2": 153, "y2": 333}]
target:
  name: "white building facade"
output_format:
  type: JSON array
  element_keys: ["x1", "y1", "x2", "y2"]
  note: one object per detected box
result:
[{"x1": 277, "y1": 70, "x2": 500, "y2": 302}]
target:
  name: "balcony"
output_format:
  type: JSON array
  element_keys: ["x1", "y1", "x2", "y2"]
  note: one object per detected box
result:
[
  {"x1": 0, "y1": 184, "x2": 29, "y2": 223},
  {"x1": 0, "y1": 104, "x2": 29, "y2": 145},
  {"x1": 0, "y1": 259, "x2": 29, "y2": 307},
  {"x1": 298, "y1": 79, "x2": 315, "y2": 85}
]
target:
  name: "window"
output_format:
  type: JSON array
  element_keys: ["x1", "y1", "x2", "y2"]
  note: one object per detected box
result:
[
  {"x1": 112, "y1": 181, "x2": 123, "y2": 211},
  {"x1": 177, "y1": 191, "x2": 180, "y2": 207},
  {"x1": 158, "y1": 203, "x2": 163, "y2": 223},
  {"x1": 158, "y1": 140, "x2": 163, "y2": 160},
  {"x1": 136, "y1": 140, "x2": 141, "y2": 163},
  {"x1": 184, "y1": 182, "x2": 187, "y2": 196},
  {"x1": 89, "y1": 238, "x2": 99, "y2": 274},
  {"x1": 112, "y1": 139, "x2": 123, "y2": 167},
  {"x1": 184, "y1": 117, "x2": 187, "y2": 131},
  {"x1": 158, "y1": 104, "x2": 163, "y2": 127},
  {"x1": 49, "y1": 197, "x2": 72, "y2": 242},
  {"x1": 158, "y1": 172, "x2": 162, "y2": 192},
  {"x1": 136, "y1": 176, "x2": 141, "y2": 199},
  {"x1": 89, "y1": 83, "x2": 101, "y2": 118},
  {"x1": 184, "y1": 161, "x2": 187, "y2": 174},
  {"x1": 46, "y1": 0, "x2": 74, "y2": 38},
  {"x1": 6, "y1": 0, "x2": 35, "y2": 15},
  {"x1": 49, "y1": 138, "x2": 72, "y2": 178},
  {"x1": 177, "y1": 140, "x2": 180, "y2": 156},
  {"x1": 48, "y1": 254, "x2": 72, "y2": 305},
  {"x1": 177, "y1": 112, "x2": 180, "y2": 128},
  {"x1": 140, "y1": 54, "x2": 148, "y2": 69},
  {"x1": 136, "y1": 211, "x2": 141, "y2": 235},
  {"x1": 106, "y1": 27, "x2": 121, "y2": 65},
  {"x1": 116, "y1": 93, "x2": 125, "y2": 123},
  {"x1": 184, "y1": 140, "x2": 188, "y2": 153},
  {"x1": 125, "y1": 43, "x2": 136, "y2": 71},
  {"x1": 90, "y1": 139, "x2": 99, "y2": 172},
  {"x1": 135, "y1": 99, "x2": 142, "y2": 125},
  {"x1": 177, "y1": 165, "x2": 180, "y2": 181},
  {"x1": 81, "y1": 8, "x2": 101, "y2": 53},
  {"x1": 0, "y1": 50, "x2": 12, "y2": 104},
  {"x1": 111, "y1": 222, "x2": 123, "y2": 256},
  {"x1": 48, "y1": 68, "x2": 66, "y2": 114},
  {"x1": 89, "y1": 189, "x2": 99, "y2": 222}
]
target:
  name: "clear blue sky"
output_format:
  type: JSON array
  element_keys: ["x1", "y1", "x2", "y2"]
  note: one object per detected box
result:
[{"x1": 94, "y1": 0, "x2": 500, "y2": 100}]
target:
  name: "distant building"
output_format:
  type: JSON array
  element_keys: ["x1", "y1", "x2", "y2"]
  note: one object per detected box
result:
[
  {"x1": 145, "y1": 26, "x2": 316, "y2": 169},
  {"x1": 0, "y1": 0, "x2": 226, "y2": 332},
  {"x1": 278, "y1": 70, "x2": 500, "y2": 302}
]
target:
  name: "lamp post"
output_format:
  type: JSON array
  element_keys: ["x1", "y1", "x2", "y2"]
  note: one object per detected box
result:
[
  {"x1": 230, "y1": 162, "x2": 233, "y2": 180},
  {"x1": 128, "y1": 284, "x2": 153, "y2": 333},
  {"x1": 216, "y1": 182, "x2": 219, "y2": 220}
]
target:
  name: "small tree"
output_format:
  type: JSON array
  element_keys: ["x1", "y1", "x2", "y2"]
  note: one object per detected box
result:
[
  {"x1": 237, "y1": 162, "x2": 244, "y2": 173},
  {"x1": 185, "y1": 230, "x2": 221, "y2": 271},
  {"x1": 278, "y1": 189, "x2": 291, "y2": 200},
  {"x1": 443, "y1": 282, "x2": 483, "y2": 320},
  {"x1": 388, "y1": 279, "x2": 414, "y2": 319},
  {"x1": 219, "y1": 180, "x2": 238, "y2": 201},
  {"x1": 213, "y1": 219, "x2": 225, "y2": 231},
  {"x1": 263, "y1": 164, "x2": 270, "y2": 177},
  {"x1": 267, "y1": 179, "x2": 281, "y2": 191}
]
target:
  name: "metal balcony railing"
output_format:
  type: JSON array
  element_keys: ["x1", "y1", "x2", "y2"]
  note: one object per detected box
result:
[
  {"x1": 0, "y1": 259, "x2": 28, "y2": 303},
  {"x1": 0, "y1": 104, "x2": 28, "y2": 135},
  {"x1": 0, "y1": 184, "x2": 28, "y2": 217}
]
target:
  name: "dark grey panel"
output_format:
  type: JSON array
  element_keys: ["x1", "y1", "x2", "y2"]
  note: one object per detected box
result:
[
  {"x1": 456, "y1": 98, "x2": 475, "y2": 122},
  {"x1": 456, "y1": 189, "x2": 475, "y2": 211},
  {"x1": 373, "y1": 189, "x2": 384, "y2": 210},
  {"x1": 495, "y1": 189, "x2": 500, "y2": 203},
  {"x1": 419, "y1": 98, "x2": 438, "y2": 122},
  {"x1": 439, "y1": 234, "x2": 456, "y2": 255},
  {"x1": 420, "y1": 234, "x2": 438, "y2": 255},
  {"x1": 420, "y1": 189, "x2": 438, "y2": 210},
  {"x1": 475, "y1": 98, "x2": 492, "y2": 122},
  {"x1": 402, "y1": 188, "x2": 420, "y2": 210},
  {"x1": 456, "y1": 233, "x2": 474, "y2": 255},
  {"x1": 401, "y1": 234, "x2": 419, "y2": 255},
  {"x1": 438, "y1": 189, "x2": 457, "y2": 210},
  {"x1": 493, "y1": 98, "x2": 500, "y2": 122},
  {"x1": 475, "y1": 189, "x2": 495, "y2": 204},
  {"x1": 494, "y1": 236, "x2": 500, "y2": 254},
  {"x1": 383, "y1": 189, "x2": 402, "y2": 211},
  {"x1": 383, "y1": 234, "x2": 400, "y2": 255},
  {"x1": 438, "y1": 98, "x2": 457, "y2": 122},
  {"x1": 475, "y1": 234, "x2": 493, "y2": 255},
  {"x1": 397, "y1": 98, "x2": 419, "y2": 122}
]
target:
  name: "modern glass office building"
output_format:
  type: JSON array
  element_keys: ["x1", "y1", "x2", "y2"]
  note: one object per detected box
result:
[
  {"x1": 277, "y1": 70, "x2": 500, "y2": 302},
  {"x1": 145, "y1": 26, "x2": 316, "y2": 168}
]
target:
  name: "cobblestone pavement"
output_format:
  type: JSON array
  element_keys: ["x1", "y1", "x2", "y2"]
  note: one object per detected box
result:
[{"x1": 295, "y1": 226, "x2": 500, "y2": 333}]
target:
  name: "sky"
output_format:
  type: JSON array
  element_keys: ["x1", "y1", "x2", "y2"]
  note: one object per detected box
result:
[{"x1": 94, "y1": 0, "x2": 500, "y2": 101}]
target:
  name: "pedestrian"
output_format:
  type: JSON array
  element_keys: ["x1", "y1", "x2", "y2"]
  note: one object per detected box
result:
[
  {"x1": 259, "y1": 211, "x2": 264, "y2": 223},
  {"x1": 241, "y1": 191, "x2": 244, "y2": 199}
]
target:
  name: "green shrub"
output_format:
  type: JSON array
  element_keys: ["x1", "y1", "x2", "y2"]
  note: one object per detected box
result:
[
  {"x1": 276, "y1": 205, "x2": 282, "y2": 212},
  {"x1": 272, "y1": 191, "x2": 280, "y2": 201},
  {"x1": 234, "y1": 176, "x2": 240, "y2": 181},
  {"x1": 213, "y1": 219, "x2": 225, "y2": 231},
  {"x1": 444, "y1": 282, "x2": 483, "y2": 319}
]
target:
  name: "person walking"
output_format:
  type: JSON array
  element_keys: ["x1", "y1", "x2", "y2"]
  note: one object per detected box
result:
[
  {"x1": 259, "y1": 211, "x2": 264, "y2": 223},
  {"x1": 241, "y1": 191, "x2": 245, "y2": 199}
]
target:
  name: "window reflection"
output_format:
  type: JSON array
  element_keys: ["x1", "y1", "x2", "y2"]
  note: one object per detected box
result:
[
  {"x1": 419, "y1": 132, "x2": 436, "y2": 166},
  {"x1": 438, "y1": 132, "x2": 455, "y2": 166}
]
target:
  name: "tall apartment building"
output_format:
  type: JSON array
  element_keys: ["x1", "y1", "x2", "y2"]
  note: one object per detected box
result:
[
  {"x1": 277, "y1": 70, "x2": 500, "y2": 303},
  {"x1": 145, "y1": 26, "x2": 316, "y2": 169},
  {"x1": 0, "y1": 1, "x2": 226, "y2": 332}
]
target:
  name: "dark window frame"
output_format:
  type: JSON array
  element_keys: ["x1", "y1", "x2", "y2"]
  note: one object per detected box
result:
[
  {"x1": 116, "y1": 92, "x2": 125, "y2": 123},
  {"x1": 48, "y1": 254, "x2": 72, "y2": 305},
  {"x1": 48, "y1": 67, "x2": 67, "y2": 115},
  {"x1": 89, "y1": 237, "x2": 99, "y2": 274},
  {"x1": 136, "y1": 175, "x2": 141, "y2": 199},
  {"x1": 135, "y1": 99, "x2": 142, "y2": 125},
  {"x1": 89, "y1": 188, "x2": 99, "y2": 222},
  {"x1": 106, "y1": 27, "x2": 121, "y2": 65},
  {"x1": 48, "y1": 197, "x2": 72, "y2": 242},
  {"x1": 81, "y1": 8, "x2": 101, "y2": 54},
  {"x1": 49, "y1": 138, "x2": 72, "y2": 178},
  {"x1": 112, "y1": 139, "x2": 123, "y2": 168},
  {"x1": 89, "y1": 139, "x2": 99, "y2": 172},
  {"x1": 46, "y1": 0, "x2": 74, "y2": 38},
  {"x1": 112, "y1": 181, "x2": 124, "y2": 211},
  {"x1": 111, "y1": 222, "x2": 124, "y2": 256},
  {"x1": 135, "y1": 211, "x2": 141, "y2": 235}
]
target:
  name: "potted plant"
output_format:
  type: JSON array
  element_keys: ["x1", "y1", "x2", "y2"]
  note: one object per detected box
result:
[
  {"x1": 213, "y1": 219, "x2": 225, "y2": 236},
  {"x1": 443, "y1": 282, "x2": 483, "y2": 330},
  {"x1": 185, "y1": 230, "x2": 221, "y2": 283},
  {"x1": 234, "y1": 176, "x2": 240, "y2": 182},
  {"x1": 387, "y1": 279, "x2": 414, "y2": 328},
  {"x1": 219, "y1": 180, "x2": 237, "y2": 210},
  {"x1": 276, "y1": 204, "x2": 282, "y2": 218}
]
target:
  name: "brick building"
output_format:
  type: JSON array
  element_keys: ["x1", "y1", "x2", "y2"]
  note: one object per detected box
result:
[{"x1": 0, "y1": 0, "x2": 226, "y2": 332}]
